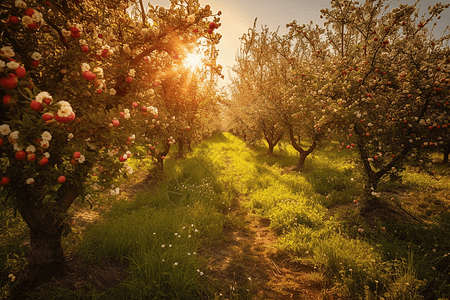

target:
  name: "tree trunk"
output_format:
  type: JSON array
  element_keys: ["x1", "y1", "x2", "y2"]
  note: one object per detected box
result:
[
  {"x1": 295, "y1": 151, "x2": 308, "y2": 171},
  {"x1": 176, "y1": 138, "x2": 184, "y2": 159},
  {"x1": 287, "y1": 125, "x2": 316, "y2": 171},
  {"x1": 13, "y1": 186, "x2": 79, "y2": 289},
  {"x1": 27, "y1": 222, "x2": 66, "y2": 282},
  {"x1": 266, "y1": 140, "x2": 275, "y2": 156},
  {"x1": 443, "y1": 144, "x2": 450, "y2": 164}
]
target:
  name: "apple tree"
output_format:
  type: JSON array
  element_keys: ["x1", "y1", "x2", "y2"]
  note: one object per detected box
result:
[
  {"x1": 229, "y1": 22, "x2": 286, "y2": 155},
  {"x1": 315, "y1": 0, "x2": 450, "y2": 200},
  {"x1": 0, "y1": 0, "x2": 221, "y2": 283}
]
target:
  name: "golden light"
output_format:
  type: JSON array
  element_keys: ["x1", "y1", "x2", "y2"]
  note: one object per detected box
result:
[{"x1": 184, "y1": 52, "x2": 203, "y2": 70}]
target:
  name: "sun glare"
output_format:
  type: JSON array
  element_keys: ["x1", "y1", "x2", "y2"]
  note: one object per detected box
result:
[{"x1": 184, "y1": 53, "x2": 203, "y2": 70}]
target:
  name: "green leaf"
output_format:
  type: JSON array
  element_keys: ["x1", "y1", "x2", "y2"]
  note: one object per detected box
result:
[
  {"x1": 22, "y1": 114, "x2": 34, "y2": 128},
  {"x1": 33, "y1": 86, "x2": 41, "y2": 96},
  {"x1": 23, "y1": 87, "x2": 34, "y2": 99}
]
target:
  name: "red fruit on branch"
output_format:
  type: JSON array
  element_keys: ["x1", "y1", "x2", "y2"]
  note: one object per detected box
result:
[
  {"x1": 24, "y1": 7, "x2": 35, "y2": 16},
  {"x1": 15, "y1": 150, "x2": 27, "y2": 160},
  {"x1": 14, "y1": 66, "x2": 26, "y2": 78},
  {"x1": 7, "y1": 16, "x2": 20, "y2": 25},
  {"x1": 30, "y1": 60, "x2": 40, "y2": 68},
  {"x1": 54, "y1": 112, "x2": 75, "y2": 123},
  {"x1": 57, "y1": 176, "x2": 66, "y2": 183},
  {"x1": 2, "y1": 95, "x2": 13, "y2": 105},
  {"x1": 30, "y1": 100, "x2": 43, "y2": 111},
  {"x1": 42, "y1": 113, "x2": 54, "y2": 122},
  {"x1": 0, "y1": 73, "x2": 18, "y2": 90},
  {"x1": 82, "y1": 71, "x2": 97, "y2": 81},
  {"x1": 0, "y1": 177, "x2": 10, "y2": 186},
  {"x1": 38, "y1": 157, "x2": 49, "y2": 166}
]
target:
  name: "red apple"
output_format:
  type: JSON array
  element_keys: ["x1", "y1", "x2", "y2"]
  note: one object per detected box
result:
[
  {"x1": 125, "y1": 76, "x2": 133, "y2": 82},
  {"x1": 81, "y1": 45, "x2": 89, "y2": 53},
  {"x1": 70, "y1": 158, "x2": 79, "y2": 165},
  {"x1": 7, "y1": 16, "x2": 20, "y2": 25},
  {"x1": 207, "y1": 28, "x2": 213, "y2": 34},
  {"x1": 73, "y1": 151, "x2": 81, "y2": 158},
  {"x1": 42, "y1": 112, "x2": 54, "y2": 122},
  {"x1": 70, "y1": 26, "x2": 80, "y2": 34},
  {"x1": 57, "y1": 176, "x2": 66, "y2": 183},
  {"x1": 38, "y1": 157, "x2": 48, "y2": 166},
  {"x1": 30, "y1": 100, "x2": 43, "y2": 111},
  {"x1": 0, "y1": 177, "x2": 10, "y2": 186},
  {"x1": 54, "y1": 112, "x2": 75, "y2": 123},
  {"x1": 209, "y1": 22, "x2": 216, "y2": 29},
  {"x1": 132, "y1": 102, "x2": 139, "y2": 108},
  {"x1": 2, "y1": 95, "x2": 13, "y2": 105},
  {"x1": 141, "y1": 106, "x2": 147, "y2": 111},
  {"x1": 31, "y1": 60, "x2": 40, "y2": 68},
  {"x1": 82, "y1": 71, "x2": 97, "y2": 81},
  {"x1": 24, "y1": 7, "x2": 35, "y2": 16},
  {"x1": 119, "y1": 156, "x2": 127, "y2": 162},
  {"x1": 14, "y1": 66, "x2": 26, "y2": 78},
  {"x1": 374, "y1": 156, "x2": 378, "y2": 160},
  {"x1": 27, "y1": 22, "x2": 39, "y2": 31},
  {"x1": 112, "y1": 119, "x2": 119, "y2": 127},
  {"x1": 119, "y1": 111, "x2": 125, "y2": 117},
  {"x1": 15, "y1": 150, "x2": 27, "y2": 160},
  {"x1": 27, "y1": 153, "x2": 36, "y2": 161},
  {"x1": 0, "y1": 73, "x2": 18, "y2": 90}
]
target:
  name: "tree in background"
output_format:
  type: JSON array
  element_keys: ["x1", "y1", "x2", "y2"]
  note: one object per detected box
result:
[
  {"x1": 314, "y1": 0, "x2": 450, "y2": 201},
  {"x1": 229, "y1": 22, "x2": 286, "y2": 156},
  {"x1": 0, "y1": 0, "x2": 221, "y2": 283}
]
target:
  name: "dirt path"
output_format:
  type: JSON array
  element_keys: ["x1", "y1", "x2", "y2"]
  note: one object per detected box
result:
[{"x1": 200, "y1": 197, "x2": 335, "y2": 300}]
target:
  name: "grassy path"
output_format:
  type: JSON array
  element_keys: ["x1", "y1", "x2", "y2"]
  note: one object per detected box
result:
[{"x1": 200, "y1": 196, "x2": 329, "y2": 300}]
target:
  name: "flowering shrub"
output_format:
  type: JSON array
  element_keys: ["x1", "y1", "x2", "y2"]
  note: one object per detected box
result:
[{"x1": 0, "y1": 0, "x2": 221, "y2": 282}]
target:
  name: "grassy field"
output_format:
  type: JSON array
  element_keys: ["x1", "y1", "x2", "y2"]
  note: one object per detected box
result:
[{"x1": 1, "y1": 132, "x2": 450, "y2": 299}]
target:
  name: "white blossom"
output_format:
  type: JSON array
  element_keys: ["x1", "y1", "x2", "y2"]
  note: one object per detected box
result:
[
  {"x1": 10, "y1": 131, "x2": 19, "y2": 140},
  {"x1": 41, "y1": 131, "x2": 52, "y2": 141},
  {"x1": 6, "y1": 61, "x2": 19, "y2": 70},
  {"x1": 36, "y1": 91, "x2": 52, "y2": 104},
  {"x1": 31, "y1": 52, "x2": 42, "y2": 61},
  {"x1": 0, "y1": 124, "x2": 11, "y2": 135},
  {"x1": 15, "y1": 0, "x2": 27, "y2": 9},
  {"x1": 0, "y1": 46, "x2": 15, "y2": 58},
  {"x1": 81, "y1": 63, "x2": 90, "y2": 72},
  {"x1": 26, "y1": 145, "x2": 36, "y2": 153}
]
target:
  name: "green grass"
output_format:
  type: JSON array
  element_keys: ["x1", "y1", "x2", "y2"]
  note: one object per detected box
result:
[{"x1": 2, "y1": 132, "x2": 450, "y2": 299}]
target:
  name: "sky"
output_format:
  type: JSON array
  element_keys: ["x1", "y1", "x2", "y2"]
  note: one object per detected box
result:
[{"x1": 147, "y1": 0, "x2": 450, "y2": 88}]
